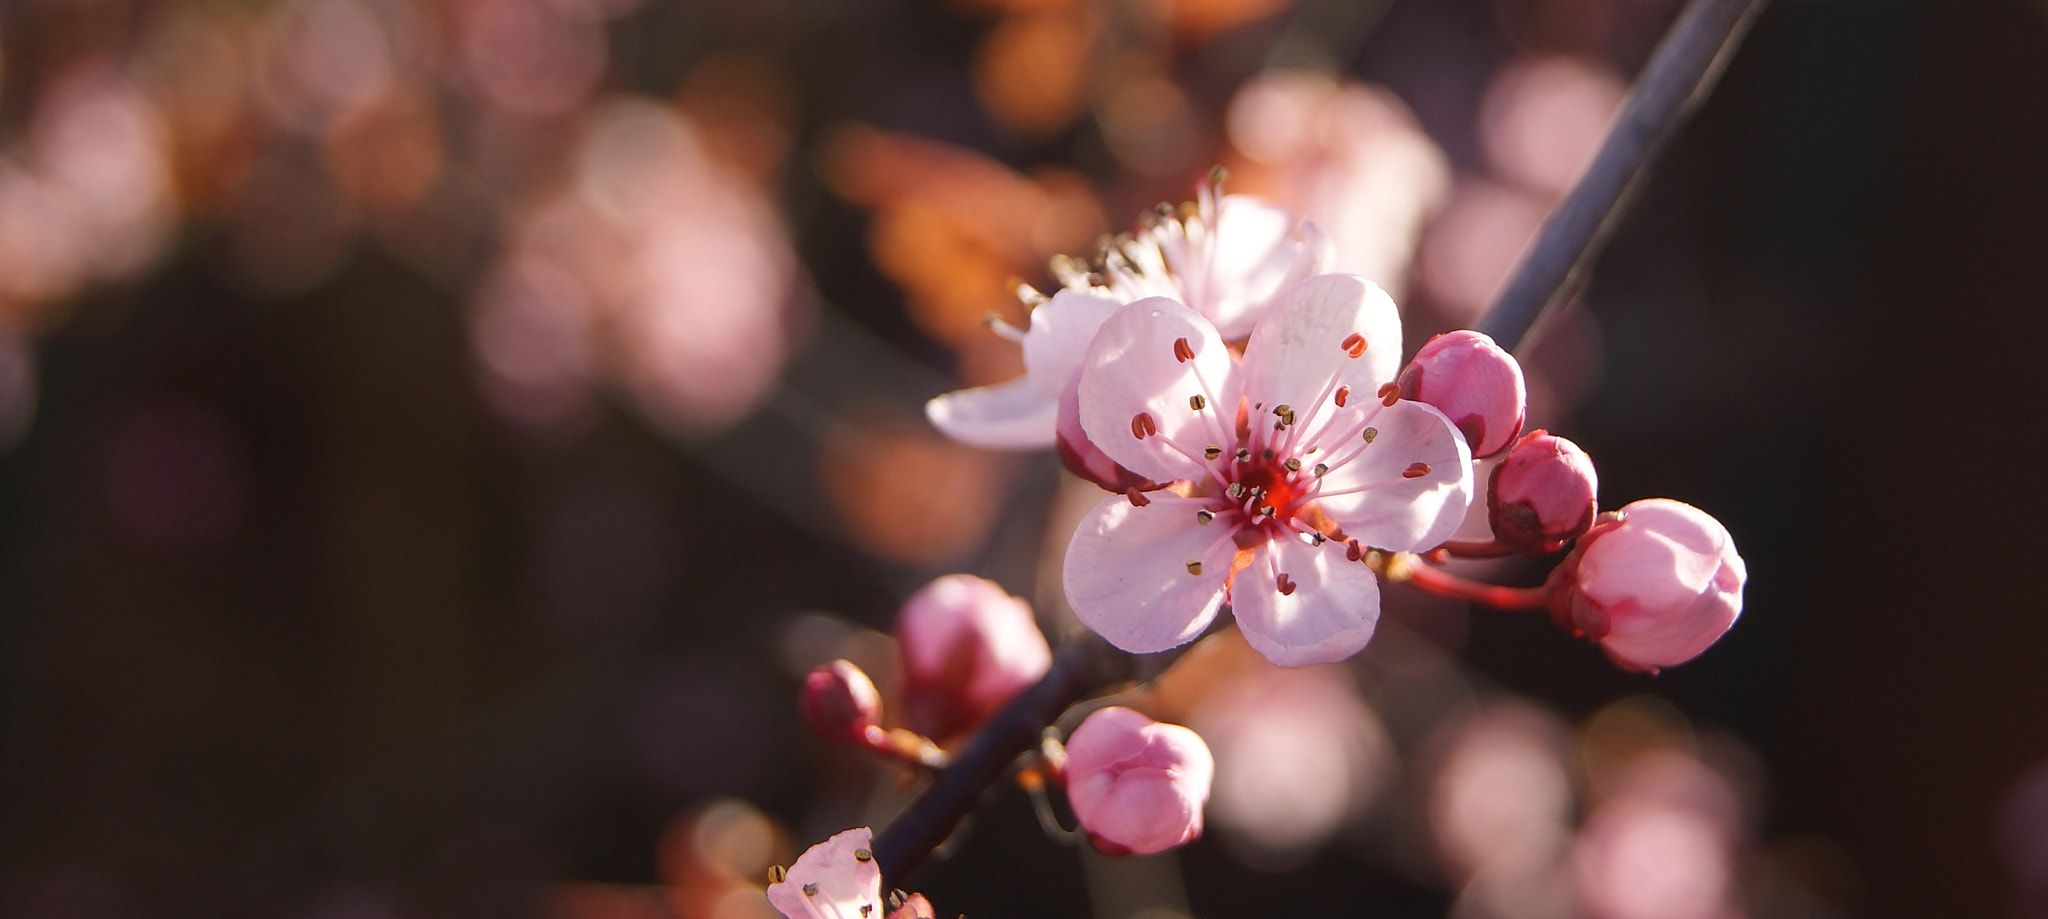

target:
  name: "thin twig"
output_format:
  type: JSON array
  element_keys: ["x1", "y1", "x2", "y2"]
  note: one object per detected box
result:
[{"x1": 1473, "y1": 0, "x2": 1772, "y2": 353}]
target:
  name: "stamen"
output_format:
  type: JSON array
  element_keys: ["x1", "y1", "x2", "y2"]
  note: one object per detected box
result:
[
  {"x1": 1196, "y1": 509, "x2": 1215, "y2": 525},
  {"x1": 854, "y1": 849, "x2": 874, "y2": 863},
  {"x1": 1262, "y1": 448, "x2": 1275, "y2": 460},
  {"x1": 1227, "y1": 482, "x2": 1245, "y2": 499},
  {"x1": 1235, "y1": 448, "x2": 1251, "y2": 463},
  {"x1": 1284, "y1": 457, "x2": 1302, "y2": 472},
  {"x1": 1334, "y1": 385, "x2": 1351, "y2": 408},
  {"x1": 1189, "y1": 394, "x2": 1207, "y2": 411},
  {"x1": 1204, "y1": 445, "x2": 1222, "y2": 460},
  {"x1": 1186, "y1": 560, "x2": 1204, "y2": 576},
  {"x1": 804, "y1": 884, "x2": 820, "y2": 897},
  {"x1": 1276, "y1": 573, "x2": 1297, "y2": 596},
  {"x1": 1403, "y1": 462, "x2": 1432, "y2": 479},
  {"x1": 1014, "y1": 282, "x2": 1048, "y2": 306},
  {"x1": 1131, "y1": 412, "x2": 1158, "y2": 439},
  {"x1": 769, "y1": 866, "x2": 787, "y2": 884},
  {"x1": 984, "y1": 313, "x2": 1026, "y2": 343},
  {"x1": 1345, "y1": 540, "x2": 1363, "y2": 562},
  {"x1": 1310, "y1": 533, "x2": 1326, "y2": 546},
  {"x1": 1126, "y1": 487, "x2": 1152, "y2": 507},
  {"x1": 1341, "y1": 333, "x2": 1368, "y2": 358},
  {"x1": 887, "y1": 892, "x2": 907, "y2": 911},
  {"x1": 1273, "y1": 404, "x2": 1295, "y2": 426},
  {"x1": 1363, "y1": 427, "x2": 1379, "y2": 443},
  {"x1": 862, "y1": 907, "x2": 873, "y2": 917},
  {"x1": 1377, "y1": 383, "x2": 1401, "y2": 407},
  {"x1": 1313, "y1": 463, "x2": 1329, "y2": 477},
  {"x1": 1260, "y1": 506, "x2": 1277, "y2": 519},
  {"x1": 1173, "y1": 337, "x2": 1195, "y2": 363}
]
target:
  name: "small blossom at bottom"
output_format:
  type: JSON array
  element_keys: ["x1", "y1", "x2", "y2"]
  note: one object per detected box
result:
[
  {"x1": 1545, "y1": 498, "x2": 1745, "y2": 672},
  {"x1": 1063, "y1": 706, "x2": 1215, "y2": 856},
  {"x1": 765, "y1": 827, "x2": 883, "y2": 919}
]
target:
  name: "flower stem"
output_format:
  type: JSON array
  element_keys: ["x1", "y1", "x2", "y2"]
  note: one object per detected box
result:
[
  {"x1": 1473, "y1": 0, "x2": 1772, "y2": 352},
  {"x1": 1397, "y1": 560, "x2": 1550, "y2": 612}
]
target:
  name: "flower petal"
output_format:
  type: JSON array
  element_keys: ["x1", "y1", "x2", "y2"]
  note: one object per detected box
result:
[
  {"x1": 925, "y1": 376, "x2": 1059, "y2": 448},
  {"x1": 1077, "y1": 297, "x2": 1240, "y2": 484},
  {"x1": 1023, "y1": 288, "x2": 1125, "y2": 397},
  {"x1": 1229, "y1": 537, "x2": 1381, "y2": 667},
  {"x1": 1312, "y1": 400, "x2": 1474, "y2": 551},
  {"x1": 1237, "y1": 273, "x2": 1403, "y2": 416},
  {"x1": 1204, "y1": 197, "x2": 1329, "y2": 340},
  {"x1": 1064, "y1": 493, "x2": 1231, "y2": 654}
]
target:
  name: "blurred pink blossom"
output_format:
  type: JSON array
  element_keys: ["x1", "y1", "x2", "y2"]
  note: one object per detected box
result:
[
  {"x1": 1574, "y1": 752, "x2": 1746, "y2": 919},
  {"x1": 896, "y1": 574, "x2": 1051, "y2": 741},
  {"x1": 1426, "y1": 702, "x2": 1575, "y2": 882},
  {"x1": 1547, "y1": 499, "x2": 1746, "y2": 672},
  {"x1": 1063, "y1": 277, "x2": 1471, "y2": 667},
  {"x1": 1479, "y1": 56, "x2": 1627, "y2": 201},
  {"x1": 1063, "y1": 706, "x2": 1214, "y2": 856}
]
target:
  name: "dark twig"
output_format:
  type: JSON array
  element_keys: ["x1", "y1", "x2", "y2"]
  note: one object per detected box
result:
[
  {"x1": 875, "y1": 632, "x2": 1138, "y2": 888},
  {"x1": 873, "y1": 0, "x2": 1771, "y2": 888},
  {"x1": 1473, "y1": 0, "x2": 1771, "y2": 353}
]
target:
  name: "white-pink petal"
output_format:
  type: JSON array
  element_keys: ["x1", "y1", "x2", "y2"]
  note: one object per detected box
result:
[
  {"x1": 1022, "y1": 288, "x2": 1125, "y2": 396},
  {"x1": 924, "y1": 377, "x2": 1059, "y2": 449},
  {"x1": 1313, "y1": 400, "x2": 1473, "y2": 552},
  {"x1": 1076, "y1": 297, "x2": 1241, "y2": 485},
  {"x1": 1238, "y1": 273, "x2": 1403, "y2": 414},
  {"x1": 1203, "y1": 196, "x2": 1330, "y2": 339},
  {"x1": 1064, "y1": 494, "x2": 1231, "y2": 654},
  {"x1": 1228, "y1": 536, "x2": 1381, "y2": 667}
]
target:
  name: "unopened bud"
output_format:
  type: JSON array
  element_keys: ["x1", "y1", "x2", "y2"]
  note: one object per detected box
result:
[
  {"x1": 1063, "y1": 706, "x2": 1214, "y2": 856},
  {"x1": 801, "y1": 660, "x2": 883, "y2": 744},
  {"x1": 1545, "y1": 499, "x2": 1746, "y2": 673},
  {"x1": 1490, "y1": 430, "x2": 1599, "y2": 554},
  {"x1": 1055, "y1": 374, "x2": 1152, "y2": 493},
  {"x1": 898, "y1": 575, "x2": 1052, "y2": 740},
  {"x1": 1396, "y1": 330, "x2": 1527, "y2": 458}
]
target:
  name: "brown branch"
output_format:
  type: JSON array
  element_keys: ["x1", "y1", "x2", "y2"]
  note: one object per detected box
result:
[{"x1": 1474, "y1": 0, "x2": 1772, "y2": 353}]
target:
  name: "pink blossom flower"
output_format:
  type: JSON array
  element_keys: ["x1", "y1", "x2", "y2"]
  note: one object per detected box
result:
[
  {"x1": 1489, "y1": 430, "x2": 1598, "y2": 554},
  {"x1": 1546, "y1": 499, "x2": 1745, "y2": 672},
  {"x1": 1062, "y1": 274, "x2": 1473, "y2": 666},
  {"x1": 1396, "y1": 330, "x2": 1527, "y2": 458},
  {"x1": 799, "y1": 660, "x2": 882, "y2": 744},
  {"x1": 926, "y1": 178, "x2": 1327, "y2": 450},
  {"x1": 1063, "y1": 706, "x2": 1214, "y2": 856},
  {"x1": 765, "y1": 827, "x2": 883, "y2": 919},
  {"x1": 897, "y1": 574, "x2": 1051, "y2": 740}
]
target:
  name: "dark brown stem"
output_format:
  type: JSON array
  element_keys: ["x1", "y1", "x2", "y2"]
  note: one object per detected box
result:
[
  {"x1": 875, "y1": 631, "x2": 1139, "y2": 888},
  {"x1": 1473, "y1": 0, "x2": 1772, "y2": 353}
]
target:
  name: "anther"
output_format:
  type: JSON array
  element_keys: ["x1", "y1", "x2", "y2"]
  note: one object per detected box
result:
[
  {"x1": 1345, "y1": 540, "x2": 1363, "y2": 562},
  {"x1": 1362, "y1": 427, "x2": 1379, "y2": 443},
  {"x1": 1284, "y1": 457, "x2": 1302, "y2": 472},
  {"x1": 1276, "y1": 573, "x2": 1296, "y2": 596},
  {"x1": 1262, "y1": 448, "x2": 1275, "y2": 460},
  {"x1": 1260, "y1": 506, "x2": 1277, "y2": 519},
  {"x1": 862, "y1": 907, "x2": 873, "y2": 917},
  {"x1": 1334, "y1": 385, "x2": 1351, "y2": 408},
  {"x1": 1125, "y1": 487, "x2": 1151, "y2": 507},
  {"x1": 1310, "y1": 533, "x2": 1326, "y2": 546},
  {"x1": 1403, "y1": 462, "x2": 1432, "y2": 478},
  {"x1": 1226, "y1": 482, "x2": 1245, "y2": 498},
  {"x1": 1235, "y1": 447, "x2": 1251, "y2": 463},
  {"x1": 804, "y1": 884, "x2": 820, "y2": 897},
  {"x1": 1014, "y1": 283, "x2": 1048, "y2": 306},
  {"x1": 855, "y1": 849, "x2": 874, "y2": 863},
  {"x1": 1312, "y1": 463, "x2": 1329, "y2": 477},
  {"x1": 1131, "y1": 412, "x2": 1158, "y2": 439},
  {"x1": 1195, "y1": 509, "x2": 1215, "y2": 525},
  {"x1": 1186, "y1": 560, "x2": 1204, "y2": 576},
  {"x1": 1341, "y1": 333, "x2": 1368, "y2": 358},
  {"x1": 1189, "y1": 394, "x2": 1207, "y2": 411},
  {"x1": 1173, "y1": 337, "x2": 1195, "y2": 363},
  {"x1": 1209, "y1": 164, "x2": 1229, "y2": 185},
  {"x1": 1273, "y1": 404, "x2": 1294, "y2": 423},
  {"x1": 769, "y1": 866, "x2": 787, "y2": 884},
  {"x1": 888, "y1": 891, "x2": 908, "y2": 911},
  {"x1": 1377, "y1": 383, "x2": 1401, "y2": 406},
  {"x1": 1204, "y1": 444, "x2": 1222, "y2": 460}
]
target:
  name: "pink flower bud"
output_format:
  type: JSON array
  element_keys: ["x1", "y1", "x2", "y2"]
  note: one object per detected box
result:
[
  {"x1": 897, "y1": 574, "x2": 1052, "y2": 740},
  {"x1": 800, "y1": 660, "x2": 882, "y2": 744},
  {"x1": 1489, "y1": 430, "x2": 1599, "y2": 554},
  {"x1": 1545, "y1": 499, "x2": 1745, "y2": 673},
  {"x1": 1063, "y1": 706, "x2": 1214, "y2": 856},
  {"x1": 1055, "y1": 373, "x2": 1152, "y2": 493},
  {"x1": 1396, "y1": 330, "x2": 1527, "y2": 458}
]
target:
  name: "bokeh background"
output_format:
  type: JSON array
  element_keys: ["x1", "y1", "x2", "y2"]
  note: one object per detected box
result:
[{"x1": 0, "y1": 0, "x2": 2043, "y2": 916}]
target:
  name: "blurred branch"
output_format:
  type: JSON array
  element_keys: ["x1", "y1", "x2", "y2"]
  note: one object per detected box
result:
[
  {"x1": 874, "y1": 0, "x2": 1772, "y2": 888},
  {"x1": 1474, "y1": 0, "x2": 1772, "y2": 353}
]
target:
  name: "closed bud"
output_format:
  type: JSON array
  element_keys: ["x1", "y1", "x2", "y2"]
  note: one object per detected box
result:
[
  {"x1": 1055, "y1": 374, "x2": 1152, "y2": 493},
  {"x1": 1489, "y1": 430, "x2": 1599, "y2": 554},
  {"x1": 1396, "y1": 330, "x2": 1527, "y2": 458},
  {"x1": 800, "y1": 660, "x2": 883, "y2": 744},
  {"x1": 1545, "y1": 499, "x2": 1746, "y2": 673},
  {"x1": 898, "y1": 575, "x2": 1052, "y2": 740},
  {"x1": 1064, "y1": 706, "x2": 1214, "y2": 856}
]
